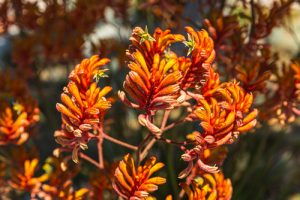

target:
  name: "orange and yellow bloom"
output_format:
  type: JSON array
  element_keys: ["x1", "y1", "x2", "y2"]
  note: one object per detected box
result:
[
  {"x1": 181, "y1": 171, "x2": 232, "y2": 200},
  {"x1": 113, "y1": 154, "x2": 166, "y2": 199},
  {"x1": 55, "y1": 55, "x2": 112, "y2": 162}
]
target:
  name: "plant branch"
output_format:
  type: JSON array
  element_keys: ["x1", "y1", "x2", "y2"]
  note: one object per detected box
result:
[
  {"x1": 163, "y1": 118, "x2": 186, "y2": 132},
  {"x1": 139, "y1": 111, "x2": 171, "y2": 162},
  {"x1": 79, "y1": 152, "x2": 102, "y2": 169},
  {"x1": 139, "y1": 136, "x2": 156, "y2": 162},
  {"x1": 97, "y1": 127, "x2": 105, "y2": 169},
  {"x1": 103, "y1": 133, "x2": 138, "y2": 151},
  {"x1": 136, "y1": 133, "x2": 152, "y2": 165}
]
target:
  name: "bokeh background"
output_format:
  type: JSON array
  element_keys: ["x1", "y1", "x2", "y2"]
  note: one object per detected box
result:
[{"x1": 1, "y1": 0, "x2": 300, "y2": 199}]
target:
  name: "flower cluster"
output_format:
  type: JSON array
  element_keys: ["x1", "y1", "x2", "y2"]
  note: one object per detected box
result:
[
  {"x1": 55, "y1": 55, "x2": 112, "y2": 162},
  {"x1": 2, "y1": 1, "x2": 299, "y2": 199},
  {"x1": 112, "y1": 154, "x2": 166, "y2": 199},
  {"x1": 119, "y1": 27, "x2": 185, "y2": 113},
  {"x1": 113, "y1": 26, "x2": 258, "y2": 198},
  {"x1": 181, "y1": 171, "x2": 232, "y2": 200},
  {"x1": 0, "y1": 72, "x2": 40, "y2": 145}
]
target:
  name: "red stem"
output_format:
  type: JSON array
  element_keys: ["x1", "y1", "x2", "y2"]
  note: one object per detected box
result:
[
  {"x1": 103, "y1": 133, "x2": 138, "y2": 151},
  {"x1": 97, "y1": 127, "x2": 104, "y2": 169},
  {"x1": 79, "y1": 152, "x2": 102, "y2": 169}
]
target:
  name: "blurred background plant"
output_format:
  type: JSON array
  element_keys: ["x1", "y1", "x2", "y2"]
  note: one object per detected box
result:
[{"x1": 0, "y1": 0, "x2": 300, "y2": 199}]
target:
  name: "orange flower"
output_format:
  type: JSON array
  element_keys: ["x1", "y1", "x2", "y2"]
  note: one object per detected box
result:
[
  {"x1": 181, "y1": 171, "x2": 232, "y2": 200},
  {"x1": 180, "y1": 80, "x2": 257, "y2": 175},
  {"x1": 194, "y1": 81, "x2": 257, "y2": 148},
  {"x1": 0, "y1": 100, "x2": 39, "y2": 145},
  {"x1": 112, "y1": 154, "x2": 166, "y2": 199},
  {"x1": 0, "y1": 104, "x2": 29, "y2": 145},
  {"x1": 180, "y1": 27, "x2": 215, "y2": 90},
  {"x1": 10, "y1": 159, "x2": 48, "y2": 192},
  {"x1": 119, "y1": 27, "x2": 184, "y2": 112},
  {"x1": 42, "y1": 180, "x2": 88, "y2": 200},
  {"x1": 55, "y1": 55, "x2": 112, "y2": 163},
  {"x1": 0, "y1": 72, "x2": 40, "y2": 142},
  {"x1": 128, "y1": 27, "x2": 184, "y2": 63}
]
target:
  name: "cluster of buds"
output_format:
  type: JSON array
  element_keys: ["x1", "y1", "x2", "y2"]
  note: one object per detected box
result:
[
  {"x1": 55, "y1": 55, "x2": 112, "y2": 163},
  {"x1": 119, "y1": 27, "x2": 185, "y2": 113},
  {"x1": 112, "y1": 154, "x2": 166, "y2": 199},
  {"x1": 115, "y1": 26, "x2": 258, "y2": 198},
  {"x1": 180, "y1": 171, "x2": 232, "y2": 200},
  {"x1": 180, "y1": 77, "x2": 257, "y2": 176},
  {"x1": 0, "y1": 72, "x2": 40, "y2": 145},
  {"x1": 9, "y1": 159, "x2": 48, "y2": 197},
  {"x1": 9, "y1": 156, "x2": 88, "y2": 200}
]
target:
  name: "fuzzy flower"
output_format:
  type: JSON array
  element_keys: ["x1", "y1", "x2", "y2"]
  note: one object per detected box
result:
[
  {"x1": 10, "y1": 159, "x2": 48, "y2": 192},
  {"x1": 128, "y1": 27, "x2": 185, "y2": 64},
  {"x1": 112, "y1": 154, "x2": 166, "y2": 199},
  {"x1": 0, "y1": 102, "x2": 39, "y2": 145},
  {"x1": 119, "y1": 27, "x2": 185, "y2": 113},
  {"x1": 55, "y1": 55, "x2": 112, "y2": 163},
  {"x1": 180, "y1": 27, "x2": 215, "y2": 90},
  {"x1": 180, "y1": 80, "x2": 257, "y2": 176},
  {"x1": 181, "y1": 171, "x2": 232, "y2": 200}
]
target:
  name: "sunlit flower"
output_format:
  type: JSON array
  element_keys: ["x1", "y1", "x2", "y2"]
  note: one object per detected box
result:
[
  {"x1": 181, "y1": 171, "x2": 232, "y2": 200},
  {"x1": 112, "y1": 154, "x2": 166, "y2": 199},
  {"x1": 119, "y1": 27, "x2": 184, "y2": 113},
  {"x1": 180, "y1": 79, "x2": 257, "y2": 176},
  {"x1": 180, "y1": 27, "x2": 215, "y2": 90},
  {"x1": 55, "y1": 55, "x2": 112, "y2": 163},
  {"x1": 128, "y1": 27, "x2": 185, "y2": 62}
]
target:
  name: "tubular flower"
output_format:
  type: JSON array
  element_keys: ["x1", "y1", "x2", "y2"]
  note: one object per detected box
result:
[
  {"x1": 37, "y1": 156, "x2": 87, "y2": 200},
  {"x1": 112, "y1": 154, "x2": 166, "y2": 199},
  {"x1": 55, "y1": 55, "x2": 112, "y2": 163},
  {"x1": 41, "y1": 180, "x2": 88, "y2": 200},
  {"x1": 0, "y1": 104, "x2": 29, "y2": 145},
  {"x1": 180, "y1": 27, "x2": 215, "y2": 90},
  {"x1": 119, "y1": 27, "x2": 185, "y2": 112},
  {"x1": 180, "y1": 81, "x2": 257, "y2": 176},
  {"x1": 194, "y1": 82, "x2": 257, "y2": 148},
  {"x1": 10, "y1": 159, "x2": 48, "y2": 192},
  {"x1": 180, "y1": 171, "x2": 232, "y2": 200},
  {"x1": 128, "y1": 27, "x2": 185, "y2": 65},
  {"x1": 0, "y1": 72, "x2": 40, "y2": 145},
  {"x1": 0, "y1": 101, "x2": 39, "y2": 145},
  {"x1": 119, "y1": 51, "x2": 182, "y2": 112}
]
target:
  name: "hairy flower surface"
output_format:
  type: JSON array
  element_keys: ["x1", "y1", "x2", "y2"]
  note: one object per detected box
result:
[
  {"x1": 10, "y1": 159, "x2": 48, "y2": 192},
  {"x1": 181, "y1": 171, "x2": 232, "y2": 200},
  {"x1": 180, "y1": 27, "x2": 215, "y2": 90},
  {"x1": 55, "y1": 55, "x2": 112, "y2": 163},
  {"x1": 112, "y1": 154, "x2": 166, "y2": 199},
  {"x1": 180, "y1": 79, "x2": 257, "y2": 175},
  {"x1": 193, "y1": 80, "x2": 257, "y2": 148},
  {"x1": 119, "y1": 27, "x2": 185, "y2": 112},
  {"x1": 129, "y1": 27, "x2": 184, "y2": 63}
]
